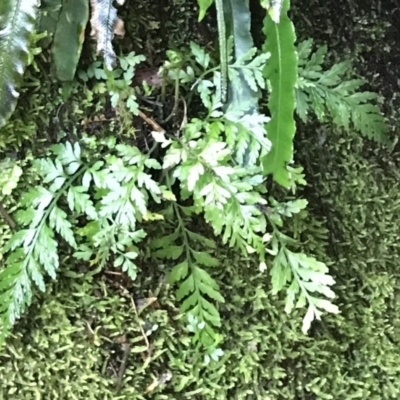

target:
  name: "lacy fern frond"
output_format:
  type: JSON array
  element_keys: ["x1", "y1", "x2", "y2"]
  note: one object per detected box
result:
[
  {"x1": 296, "y1": 38, "x2": 387, "y2": 142},
  {"x1": 270, "y1": 246, "x2": 338, "y2": 333},
  {"x1": 160, "y1": 40, "x2": 338, "y2": 337},
  {"x1": 0, "y1": 142, "x2": 87, "y2": 338},
  {"x1": 0, "y1": 139, "x2": 163, "y2": 341},
  {"x1": 74, "y1": 142, "x2": 162, "y2": 279},
  {"x1": 162, "y1": 117, "x2": 335, "y2": 336},
  {"x1": 151, "y1": 200, "x2": 224, "y2": 352},
  {"x1": 265, "y1": 197, "x2": 339, "y2": 333}
]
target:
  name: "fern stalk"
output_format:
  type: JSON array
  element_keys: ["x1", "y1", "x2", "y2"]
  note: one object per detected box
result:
[{"x1": 215, "y1": 0, "x2": 228, "y2": 102}]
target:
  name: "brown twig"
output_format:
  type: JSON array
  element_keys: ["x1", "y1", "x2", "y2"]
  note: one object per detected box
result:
[
  {"x1": 116, "y1": 342, "x2": 131, "y2": 393},
  {"x1": 138, "y1": 110, "x2": 165, "y2": 133},
  {"x1": 0, "y1": 201, "x2": 16, "y2": 230},
  {"x1": 161, "y1": 77, "x2": 180, "y2": 124},
  {"x1": 129, "y1": 291, "x2": 150, "y2": 352},
  {"x1": 179, "y1": 96, "x2": 188, "y2": 132}
]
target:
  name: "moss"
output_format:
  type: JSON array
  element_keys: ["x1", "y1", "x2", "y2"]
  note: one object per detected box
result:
[
  {"x1": 1, "y1": 1, "x2": 400, "y2": 399},
  {"x1": 2, "y1": 130, "x2": 400, "y2": 399}
]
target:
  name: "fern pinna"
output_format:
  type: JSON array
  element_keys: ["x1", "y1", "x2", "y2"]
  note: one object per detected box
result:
[{"x1": 296, "y1": 38, "x2": 387, "y2": 142}]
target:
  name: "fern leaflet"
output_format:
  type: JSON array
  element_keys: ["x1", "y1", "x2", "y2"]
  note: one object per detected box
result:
[{"x1": 296, "y1": 38, "x2": 387, "y2": 142}]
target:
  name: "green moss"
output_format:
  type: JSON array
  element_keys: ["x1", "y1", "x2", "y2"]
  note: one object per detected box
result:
[
  {"x1": 1, "y1": 1, "x2": 400, "y2": 398},
  {"x1": 2, "y1": 130, "x2": 400, "y2": 399}
]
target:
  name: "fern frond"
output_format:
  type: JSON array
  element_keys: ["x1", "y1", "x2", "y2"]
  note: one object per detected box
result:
[
  {"x1": 1, "y1": 195, "x2": 65, "y2": 338},
  {"x1": 0, "y1": 0, "x2": 39, "y2": 129},
  {"x1": 262, "y1": 0, "x2": 297, "y2": 187},
  {"x1": 74, "y1": 143, "x2": 161, "y2": 278},
  {"x1": 266, "y1": 198, "x2": 338, "y2": 333},
  {"x1": 152, "y1": 198, "x2": 224, "y2": 350},
  {"x1": 296, "y1": 39, "x2": 387, "y2": 142},
  {"x1": 52, "y1": 0, "x2": 89, "y2": 81},
  {"x1": 90, "y1": 0, "x2": 126, "y2": 70},
  {"x1": 270, "y1": 246, "x2": 338, "y2": 333},
  {"x1": 0, "y1": 140, "x2": 163, "y2": 340},
  {"x1": 0, "y1": 142, "x2": 90, "y2": 339}
]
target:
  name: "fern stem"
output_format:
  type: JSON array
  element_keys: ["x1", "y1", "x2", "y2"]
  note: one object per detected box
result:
[
  {"x1": 215, "y1": 0, "x2": 228, "y2": 103},
  {"x1": 0, "y1": 201, "x2": 16, "y2": 230},
  {"x1": 165, "y1": 175, "x2": 206, "y2": 330},
  {"x1": 165, "y1": 175, "x2": 191, "y2": 261},
  {"x1": 191, "y1": 66, "x2": 219, "y2": 91}
]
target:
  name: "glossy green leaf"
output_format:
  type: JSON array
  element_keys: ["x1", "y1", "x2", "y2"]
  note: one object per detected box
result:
[
  {"x1": 262, "y1": 0, "x2": 297, "y2": 187},
  {"x1": 197, "y1": 0, "x2": 214, "y2": 21},
  {"x1": 52, "y1": 0, "x2": 89, "y2": 81},
  {"x1": 37, "y1": 0, "x2": 62, "y2": 48}
]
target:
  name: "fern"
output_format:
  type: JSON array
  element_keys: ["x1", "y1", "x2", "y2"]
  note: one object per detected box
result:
[
  {"x1": 0, "y1": 0, "x2": 39, "y2": 129},
  {"x1": 74, "y1": 142, "x2": 163, "y2": 279},
  {"x1": 0, "y1": 143, "x2": 87, "y2": 339},
  {"x1": 161, "y1": 41, "x2": 337, "y2": 337},
  {"x1": 296, "y1": 38, "x2": 387, "y2": 142},
  {"x1": 0, "y1": 139, "x2": 165, "y2": 342},
  {"x1": 52, "y1": 0, "x2": 89, "y2": 81},
  {"x1": 0, "y1": 32, "x2": 341, "y2": 350},
  {"x1": 163, "y1": 42, "x2": 270, "y2": 166},
  {"x1": 262, "y1": 0, "x2": 297, "y2": 187},
  {"x1": 151, "y1": 197, "x2": 224, "y2": 353},
  {"x1": 267, "y1": 198, "x2": 339, "y2": 333},
  {"x1": 165, "y1": 122, "x2": 337, "y2": 334}
]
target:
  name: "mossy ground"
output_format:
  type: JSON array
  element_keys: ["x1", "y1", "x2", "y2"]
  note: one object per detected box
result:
[{"x1": 1, "y1": 0, "x2": 400, "y2": 398}]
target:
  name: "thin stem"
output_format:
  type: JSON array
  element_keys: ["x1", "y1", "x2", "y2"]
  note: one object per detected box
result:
[
  {"x1": 0, "y1": 201, "x2": 16, "y2": 230},
  {"x1": 215, "y1": 0, "x2": 228, "y2": 103}
]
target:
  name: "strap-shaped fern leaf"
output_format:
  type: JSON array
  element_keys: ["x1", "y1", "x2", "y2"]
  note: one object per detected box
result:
[
  {"x1": 0, "y1": 0, "x2": 39, "y2": 129},
  {"x1": 52, "y1": 0, "x2": 89, "y2": 81},
  {"x1": 90, "y1": 0, "x2": 126, "y2": 70},
  {"x1": 262, "y1": 0, "x2": 297, "y2": 187},
  {"x1": 37, "y1": 0, "x2": 62, "y2": 49}
]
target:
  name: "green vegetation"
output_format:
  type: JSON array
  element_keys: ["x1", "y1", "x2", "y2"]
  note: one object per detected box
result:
[{"x1": 0, "y1": 0, "x2": 398, "y2": 398}]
